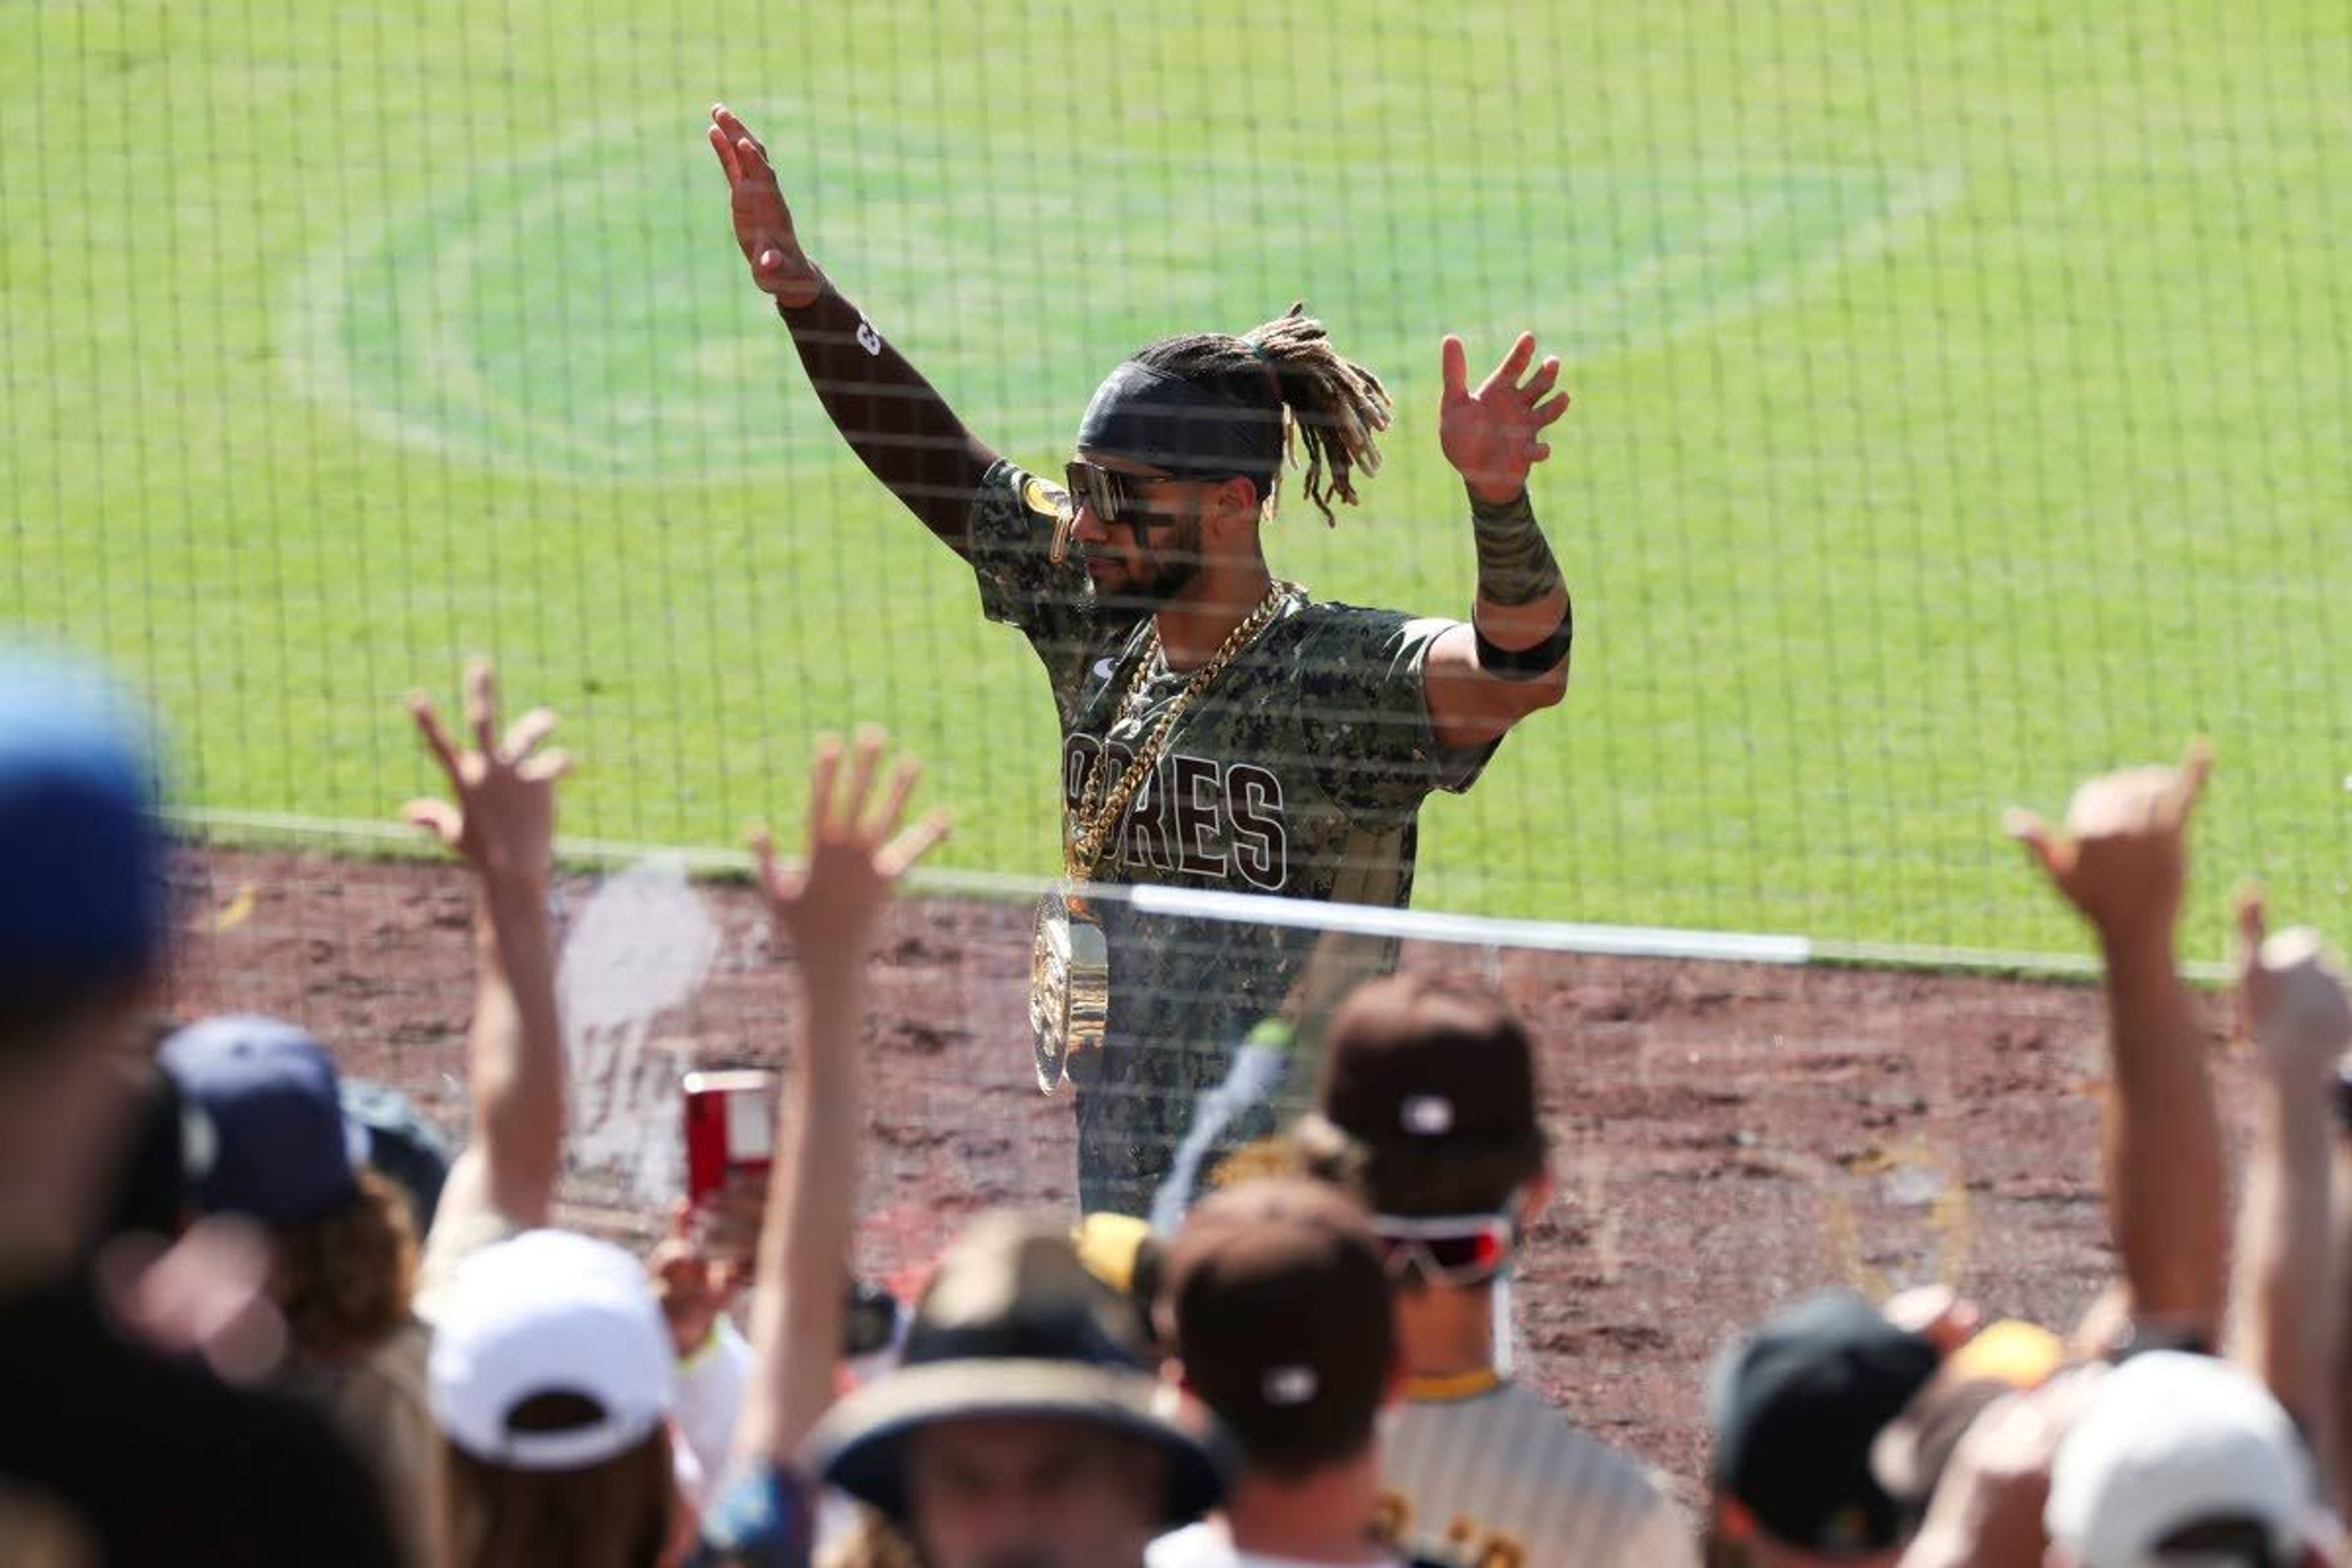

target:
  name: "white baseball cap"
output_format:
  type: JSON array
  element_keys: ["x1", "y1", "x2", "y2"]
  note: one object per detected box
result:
[
  {"x1": 428, "y1": 1228, "x2": 676, "y2": 1471},
  {"x1": 2046, "y1": 1351, "x2": 2309, "y2": 1566}
]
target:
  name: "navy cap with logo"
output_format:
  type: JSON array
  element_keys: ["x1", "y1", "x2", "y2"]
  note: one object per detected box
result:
[{"x1": 1708, "y1": 1289, "x2": 1942, "y2": 1555}]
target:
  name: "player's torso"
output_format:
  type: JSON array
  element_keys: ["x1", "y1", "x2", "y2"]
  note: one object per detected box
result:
[{"x1": 1060, "y1": 595, "x2": 1414, "y2": 907}]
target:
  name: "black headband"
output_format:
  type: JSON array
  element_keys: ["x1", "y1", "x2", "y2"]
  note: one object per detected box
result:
[{"x1": 1075, "y1": 361, "x2": 1284, "y2": 487}]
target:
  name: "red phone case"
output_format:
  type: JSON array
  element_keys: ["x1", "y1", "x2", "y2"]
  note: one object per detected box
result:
[{"x1": 683, "y1": 1069, "x2": 777, "y2": 1205}]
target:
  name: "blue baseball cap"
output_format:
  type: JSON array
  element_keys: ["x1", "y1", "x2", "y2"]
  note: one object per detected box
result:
[
  {"x1": 0, "y1": 650, "x2": 165, "y2": 979},
  {"x1": 160, "y1": 1015, "x2": 367, "y2": 1225}
]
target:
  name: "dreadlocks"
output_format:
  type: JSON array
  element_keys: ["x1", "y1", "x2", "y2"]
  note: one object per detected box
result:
[{"x1": 1131, "y1": 304, "x2": 1395, "y2": 526}]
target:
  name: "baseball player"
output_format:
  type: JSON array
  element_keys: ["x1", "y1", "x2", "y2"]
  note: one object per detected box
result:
[{"x1": 709, "y1": 104, "x2": 1575, "y2": 1217}]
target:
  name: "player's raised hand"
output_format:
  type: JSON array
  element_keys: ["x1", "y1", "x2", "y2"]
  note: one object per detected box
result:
[
  {"x1": 750, "y1": 727, "x2": 949, "y2": 973},
  {"x1": 1439, "y1": 332, "x2": 1573, "y2": 506},
  {"x1": 402, "y1": 658, "x2": 570, "y2": 892},
  {"x1": 2003, "y1": 741, "x2": 2212, "y2": 942},
  {"x1": 707, "y1": 103, "x2": 824, "y2": 306}
]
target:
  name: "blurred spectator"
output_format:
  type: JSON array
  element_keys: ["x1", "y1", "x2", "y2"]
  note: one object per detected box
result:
[
  {"x1": 1295, "y1": 973, "x2": 1692, "y2": 1567},
  {"x1": 699, "y1": 731, "x2": 1237, "y2": 1568},
  {"x1": 394, "y1": 661, "x2": 688, "y2": 1567},
  {"x1": 1706, "y1": 1289, "x2": 1940, "y2": 1567},
  {"x1": 431, "y1": 1226, "x2": 680, "y2": 1567},
  {"x1": 2008, "y1": 746, "x2": 2229, "y2": 1352},
  {"x1": 2228, "y1": 895, "x2": 2352, "y2": 1498},
  {"x1": 343, "y1": 1075, "x2": 454, "y2": 1240},
  {"x1": 159, "y1": 1012, "x2": 440, "y2": 1564},
  {"x1": 2046, "y1": 1352, "x2": 2328, "y2": 1568},
  {"x1": 92, "y1": 1049, "x2": 203, "y2": 1243},
  {"x1": 1898, "y1": 1354, "x2": 2342, "y2": 1567},
  {"x1": 1896, "y1": 1368, "x2": 2098, "y2": 1568},
  {"x1": 796, "y1": 1213, "x2": 1229, "y2": 1568},
  {"x1": 1149, "y1": 1175, "x2": 1441, "y2": 1567},
  {"x1": 646, "y1": 1200, "x2": 755, "y2": 1513},
  {"x1": 1889, "y1": 746, "x2": 2260, "y2": 1566},
  {"x1": 1872, "y1": 1317, "x2": 2064, "y2": 1532},
  {"x1": 1076, "y1": 1209, "x2": 1167, "y2": 1355},
  {"x1": 0, "y1": 649, "x2": 398, "y2": 1564}
]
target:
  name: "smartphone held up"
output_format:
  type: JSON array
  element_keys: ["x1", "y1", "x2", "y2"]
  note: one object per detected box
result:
[{"x1": 684, "y1": 1068, "x2": 777, "y2": 1203}]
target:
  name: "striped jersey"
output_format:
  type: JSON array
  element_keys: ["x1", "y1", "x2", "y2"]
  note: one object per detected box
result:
[
  {"x1": 1380, "y1": 1376, "x2": 1695, "y2": 1568},
  {"x1": 1149, "y1": 1522, "x2": 1424, "y2": 1567}
]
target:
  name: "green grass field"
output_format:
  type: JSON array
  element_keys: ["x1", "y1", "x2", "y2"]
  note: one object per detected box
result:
[{"x1": 4, "y1": 0, "x2": 2346, "y2": 959}]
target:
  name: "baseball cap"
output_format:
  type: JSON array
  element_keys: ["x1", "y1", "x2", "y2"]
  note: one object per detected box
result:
[
  {"x1": 1947, "y1": 1317, "x2": 2064, "y2": 1389},
  {"x1": 0, "y1": 650, "x2": 164, "y2": 984},
  {"x1": 1073, "y1": 1211, "x2": 1158, "y2": 1297},
  {"x1": 1161, "y1": 1178, "x2": 1395, "y2": 1472},
  {"x1": 2046, "y1": 1351, "x2": 2309, "y2": 1567},
  {"x1": 806, "y1": 1211, "x2": 1231, "y2": 1526},
  {"x1": 1708, "y1": 1289, "x2": 1941, "y2": 1555},
  {"x1": 429, "y1": 1227, "x2": 676, "y2": 1472},
  {"x1": 1074, "y1": 1210, "x2": 1167, "y2": 1352},
  {"x1": 1314, "y1": 974, "x2": 1540, "y2": 1151},
  {"x1": 339, "y1": 1077, "x2": 452, "y2": 1238},
  {"x1": 159, "y1": 1014, "x2": 367, "y2": 1226}
]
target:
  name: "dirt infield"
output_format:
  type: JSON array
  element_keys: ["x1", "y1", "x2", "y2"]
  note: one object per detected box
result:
[{"x1": 165, "y1": 845, "x2": 2259, "y2": 1497}]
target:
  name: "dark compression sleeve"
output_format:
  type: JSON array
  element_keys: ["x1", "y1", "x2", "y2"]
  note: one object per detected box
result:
[{"x1": 776, "y1": 287, "x2": 998, "y2": 557}]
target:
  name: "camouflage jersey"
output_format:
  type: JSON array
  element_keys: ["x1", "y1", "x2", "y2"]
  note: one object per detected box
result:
[{"x1": 969, "y1": 461, "x2": 1501, "y2": 1216}]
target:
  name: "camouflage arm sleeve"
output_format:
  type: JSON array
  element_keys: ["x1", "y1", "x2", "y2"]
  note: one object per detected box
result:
[{"x1": 775, "y1": 285, "x2": 997, "y2": 556}]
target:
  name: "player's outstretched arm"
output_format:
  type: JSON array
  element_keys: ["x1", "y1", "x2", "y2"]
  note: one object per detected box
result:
[
  {"x1": 708, "y1": 104, "x2": 999, "y2": 558},
  {"x1": 2006, "y1": 744, "x2": 2228, "y2": 1346},
  {"x1": 1421, "y1": 332, "x2": 1574, "y2": 750}
]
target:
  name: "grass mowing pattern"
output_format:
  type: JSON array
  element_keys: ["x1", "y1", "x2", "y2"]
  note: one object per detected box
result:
[{"x1": 4, "y1": 0, "x2": 2346, "y2": 956}]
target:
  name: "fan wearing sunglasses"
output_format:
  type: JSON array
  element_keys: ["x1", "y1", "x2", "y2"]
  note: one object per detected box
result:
[
  {"x1": 710, "y1": 104, "x2": 1576, "y2": 1220},
  {"x1": 1295, "y1": 974, "x2": 1697, "y2": 1568}
]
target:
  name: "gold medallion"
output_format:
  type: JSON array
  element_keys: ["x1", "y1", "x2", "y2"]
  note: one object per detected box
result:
[
  {"x1": 1026, "y1": 581, "x2": 1292, "y2": 1096},
  {"x1": 1030, "y1": 884, "x2": 1109, "y2": 1095}
]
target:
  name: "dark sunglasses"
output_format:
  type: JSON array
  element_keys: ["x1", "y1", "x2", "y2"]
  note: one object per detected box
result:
[
  {"x1": 1370, "y1": 1210, "x2": 1517, "y2": 1287},
  {"x1": 1064, "y1": 459, "x2": 1188, "y2": 526}
]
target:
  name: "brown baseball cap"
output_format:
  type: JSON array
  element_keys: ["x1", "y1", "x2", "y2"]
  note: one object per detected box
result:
[
  {"x1": 1161, "y1": 1178, "x2": 1396, "y2": 1476},
  {"x1": 1315, "y1": 974, "x2": 1540, "y2": 1150}
]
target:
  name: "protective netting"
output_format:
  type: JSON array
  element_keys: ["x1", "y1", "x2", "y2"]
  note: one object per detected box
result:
[
  {"x1": 6, "y1": 2, "x2": 2345, "y2": 963},
  {"x1": 162, "y1": 837, "x2": 2209, "y2": 1482}
]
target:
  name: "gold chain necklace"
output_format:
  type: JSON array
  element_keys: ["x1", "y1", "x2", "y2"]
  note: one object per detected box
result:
[{"x1": 1065, "y1": 580, "x2": 1292, "y2": 879}]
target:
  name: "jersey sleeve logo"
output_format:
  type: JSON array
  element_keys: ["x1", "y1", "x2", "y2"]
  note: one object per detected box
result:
[{"x1": 1020, "y1": 473, "x2": 1073, "y2": 522}]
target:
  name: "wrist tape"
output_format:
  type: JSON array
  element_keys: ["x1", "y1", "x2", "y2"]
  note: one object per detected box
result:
[{"x1": 1471, "y1": 486, "x2": 1563, "y2": 608}]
